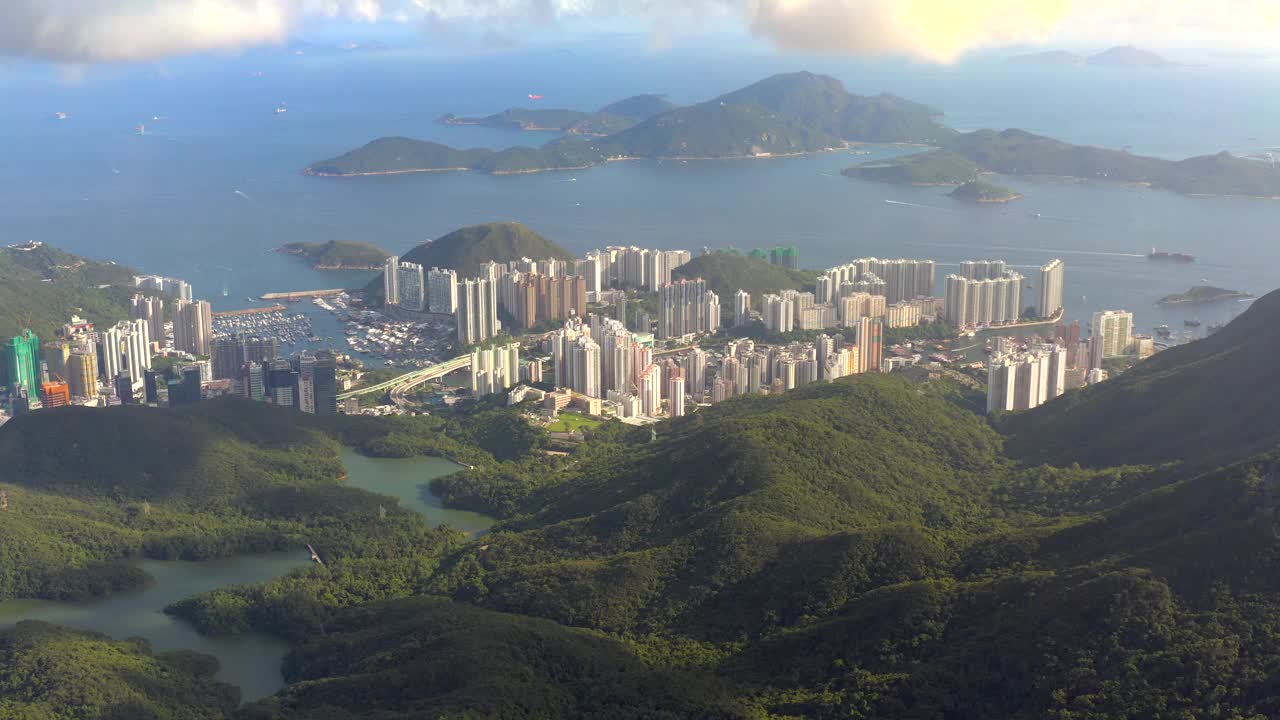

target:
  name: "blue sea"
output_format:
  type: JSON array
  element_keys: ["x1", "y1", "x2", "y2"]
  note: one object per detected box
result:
[{"x1": 3, "y1": 38, "x2": 1279, "y2": 348}]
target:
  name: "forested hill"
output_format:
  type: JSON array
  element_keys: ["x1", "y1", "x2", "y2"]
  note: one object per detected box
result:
[
  {"x1": 308, "y1": 72, "x2": 951, "y2": 176},
  {"x1": 0, "y1": 242, "x2": 139, "y2": 345},
  {"x1": 1004, "y1": 287, "x2": 1280, "y2": 468},
  {"x1": 672, "y1": 250, "x2": 815, "y2": 296}
]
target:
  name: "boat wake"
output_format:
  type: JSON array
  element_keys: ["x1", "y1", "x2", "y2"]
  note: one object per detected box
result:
[
  {"x1": 232, "y1": 189, "x2": 255, "y2": 204},
  {"x1": 884, "y1": 199, "x2": 952, "y2": 212}
]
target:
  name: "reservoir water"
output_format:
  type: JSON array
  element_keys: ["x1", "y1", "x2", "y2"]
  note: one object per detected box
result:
[{"x1": 0, "y1": 450, "x2": 491, "y2": 701}]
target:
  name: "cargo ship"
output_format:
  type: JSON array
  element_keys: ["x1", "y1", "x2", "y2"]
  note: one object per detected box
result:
[{"x1": 1148, "y1": 247, "x2": 1195, "y2": 263}]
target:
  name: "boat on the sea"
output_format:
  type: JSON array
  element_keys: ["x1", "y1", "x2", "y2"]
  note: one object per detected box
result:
[
  {"x1": 1155, "y1": 325, "x2": 1172, "y2": 338},
  {"x1": 55, "y1": 112, "x2": 68, "y2": 120},
  {"x1": 1184, "y1": 319, "x2": 1202, "y2": 328},
  {"x1": 274, "y1": 104, "x2": 288, "y2": 115},
  {"x1": 528, "y1": 94, "x2": 544, "y2": 101},
  {"x1": 1148, "y1": 247, "x2": 1195, "y2": 263}
]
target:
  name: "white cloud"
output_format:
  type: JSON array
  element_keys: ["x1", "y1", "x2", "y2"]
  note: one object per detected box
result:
[{"x1": 0, "y1": 0, "x2": 1277, "y2": 63}]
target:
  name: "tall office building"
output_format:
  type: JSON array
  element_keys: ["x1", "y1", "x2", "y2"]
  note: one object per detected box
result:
[
  {"x1": 312, "y1": 352, "x2": 337, "y2": 415},
  {"x1": 396, "y1": 261, "x2": 426, "y2": 311},
  {"x1": 1037, "y1": 259, "x2": 1065, "y2": 319},
  {"x1": 296, "y1": 353, "x2": 317, "y2": 414},
  {"x1": 383, "y1": 256, "x2": 400, "y2": 307},
  {"x1": 130, "y1": 295, "x2": 165, "y2": 347},
  {"x1": 242, "y1": 362, "x2": 267, "y2": 401},
  {"x1": 427, "y1": 267, "x2": 459, "y2": 314},
  {"x1": 173, "y1": 300, "x2": 212, "y2": 356},
  {"x1": 987, "y1": 346, "x2": 1067, "y2": 414},
  {"x1": 4, "y1": 330, "x2": 41, "y2": 402},
  {"x1": 1090, "y1": 310, "x2": 1134, "y2": 369},
  {"x1": 658, "y1": 279, "x2": 719, "y2": 339},
  {"x1": 267, "y1": 359, "x2": 299, "y2": 408},
  {"x1": 456, "y1": 277, "x2": 501, "y2": 346}
]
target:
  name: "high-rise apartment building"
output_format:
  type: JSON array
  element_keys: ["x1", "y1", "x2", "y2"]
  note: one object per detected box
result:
[
  {"x1": 99, "y1": 320, "x2": 152, "y2": 391},
  {"x1": 734, "y1": 290, "x2": 752, "y2": 327},
  {"x1": 1090, "y1": 310, "x2": 1134, "y2": 369},
  {"x1": 1037, "y1": 259, "x2": 1065, "y2": 319},
  {"x1": 471, "y1": 343, "x2": 521, "y2": 397},
  {"x1": 66, "y1": 346, "x2": 99, "y2": 399},
  {"x1": 383, "y1": 256, "x2": 400, "y2": 307},
  {"x1": 658, "y1": 279, "x2": 719, "y2": 339},
  {"x1": 987, "y1": 346, "x2": 1067, "y2": 414},
  {"x1": 945, "y1": 274, "x2": 1023, "y2": 327},
  {"x1": 427, "y1": 267, "x2": 459, "y2": 314},
  {"x1": 397, "y1": 261, "x2": 426, "y2": 311},
  {"x1": 133, "y1": 275, "x2": 192, "y2": 302},
  {"x1": 211, "y1": 336, "x2": 244, "y2": 380},
  {"x1": 762, "y1": 294, "x2": 795, "y2": 333},
  {"x1": 456, "y1": 277, "x2": 501, "y2": 346},
  {"x1": 130, "y1": 294, "x2": 165, "y2": 346},
  {"x1": 854, "y1": 317, "x2": 884, "y2": 374},
  {"x1": 959, "y1": 260, "x2": 1008, "y2": 280},
  {"x1": 173, "y1": 300, "x2": 212, "y2": 356},
  {"x1": 667, "y1": 374, "x2": 686, "y2": 418},
  {"x1": 638, "y1": 363, "x2": 663, "y2": 417}
]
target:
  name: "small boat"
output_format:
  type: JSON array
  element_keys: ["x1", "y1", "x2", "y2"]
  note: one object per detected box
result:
[
  {"x1": 55, "y1": 111, "x2": 68, "y2": 120},
  {"x1": 1183, "y1": 319, "x2": 1201, "y2": 328},
  {"x1": 135, "y1": 124, "x2": 146, "y2": 135},
  {"x1": 528, "y1": 94, "x2": 544, "y2": 101},
  {"x1": 1155, "y1": 325, "x2": 1172, "y2": 338},
  {"x1": 274, "y1": 104, "x2": 288, "y2": 114}
]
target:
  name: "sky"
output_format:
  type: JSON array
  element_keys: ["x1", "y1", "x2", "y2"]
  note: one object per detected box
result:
[{"x1": 1, "y1": 0, "x2": 1278, "y2": 65}]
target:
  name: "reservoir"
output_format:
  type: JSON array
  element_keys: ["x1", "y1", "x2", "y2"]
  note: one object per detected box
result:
[{"x1": 0, "y1": 450, "x2": 491, "y2": 701}]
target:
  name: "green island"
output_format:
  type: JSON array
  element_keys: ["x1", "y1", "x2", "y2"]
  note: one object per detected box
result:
[
  {"x1": 1157, "y1": 285, "x2": 1253, "y2": 306},
  {"x1": 439, "y1": 94, "x2": 676, "y2": 136},
  {"x1": 843, "y1": 149, "x2": 978, "y2": 185},
  {"x1": 949, "y1": 179, "x2": 1023, "y2": 203},
  {"x1": 308, "y1": 72, "x2": 952, "y2": 176},
  {"x1": 0, "y1": 242, "x2": 142, "y2": 342},
  {"x1": 365, "y1": 222, "x2": 574, "y2": 302},
  {"x1": 672, "y1": 250, "x2": 817, "y2": 297},
  {"x1": 8, "y1": 286, "x2": 1280, "y2": 717},
  {"x1": 848, "y1": 128, "x2": 1280, "y2": 197},
  {"x1": 279, "y1": 240, "x2": 391, "y2": 270}
]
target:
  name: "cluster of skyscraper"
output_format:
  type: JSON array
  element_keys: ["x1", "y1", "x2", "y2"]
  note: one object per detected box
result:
[
  {"x1": 986, "y1": 344, "x2": 1068, "y2": 413},
  {"x1": 945, "y1": 259, "x2": 1065, "y2": 329},
  {"x1": 657, "y1": 278, "x2": 720, "y2": 340}
]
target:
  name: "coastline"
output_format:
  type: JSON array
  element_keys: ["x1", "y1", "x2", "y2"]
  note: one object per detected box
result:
[
  {"x1": 304, "y1": 144, "x2": 854, "y2": 179},
  {"x1": 1158, "y1": 292, "x2": 1253, "y2": 306}
]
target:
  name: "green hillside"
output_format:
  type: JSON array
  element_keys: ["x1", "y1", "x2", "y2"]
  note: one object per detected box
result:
[
  {"x1": 0, "y1": 243, "x2": 139, "y2": 345},
  {"x1": 0, "y1": 621, "x2": 239, "y2": 719},
  {"x1": 441, "y1": 107, "x2": 593, "y2": 131},
  {"x1": 390, "y1": 222, "x2": 574, "y2": 281},
  {"x1": 844, "y1": 149, "x2": 979, "y2": 184},
  {"x1": 1004, "y1": 288, "x2": 1280, "y2": 468},
  {"x1": 0, "y1": 399, "x2": 466, "y2": 602},
  {"x1": 714, "y1": 71, "x2": 953, "y2": 144},
  {"x1": 279, "y1": 240, "x2": 390, "y2": 269},
  {"x1": 601, "y1": 101, "x2": 844, "y2": 158},
  {"x1": 672, "y1": 250, "x2": 815, "y2": 296},
  {"x1": 307, "y1": 137, "x2": 493, "y2": 176},
  {"x1": 245, "y1": 596, "x2": 749, "y2": 719}
]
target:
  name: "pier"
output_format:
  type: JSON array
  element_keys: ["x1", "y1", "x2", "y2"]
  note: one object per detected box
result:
[
  {"x1": 260, "y1": 289, "x2": 348, "y2": 301},
  {"x1": 213, "y1": 305, "x2": 287, "y2": 318}
]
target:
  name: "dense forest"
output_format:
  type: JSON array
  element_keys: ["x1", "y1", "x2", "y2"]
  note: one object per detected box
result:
[{"x1": 4, "y1": 290, "x2": 1280, "y2": 718}]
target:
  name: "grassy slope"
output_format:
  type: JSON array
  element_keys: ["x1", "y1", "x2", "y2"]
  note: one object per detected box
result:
[
  {"x1": 1004, "y1": 287, "x2": 1280, "y2": 469},
  {"x1": 672, "y1": 251, "x2": 815, "y2": 297}
]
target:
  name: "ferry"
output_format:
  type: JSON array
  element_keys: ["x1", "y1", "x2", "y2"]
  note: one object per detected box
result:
[
  {"x1": 274, "y1": 104, "x2": 288, "y2": 115},
  {"x1": 528, "y1": 94, "x2": 544, "y2": 101},
  {"x1": 1183, "y1": 319, "x2": 1202, "y2": 328},
  {"x1": 54, "y1": 112, "x2": 68, "y2": 120}
]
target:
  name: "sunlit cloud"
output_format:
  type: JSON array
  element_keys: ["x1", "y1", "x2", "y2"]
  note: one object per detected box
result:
[{"x1": 0, "y1": 0, "x2": 1277, "y2": 64}]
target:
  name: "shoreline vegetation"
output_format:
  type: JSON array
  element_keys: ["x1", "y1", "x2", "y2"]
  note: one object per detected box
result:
[{"x1": 950, "y1": 179, "x2": 1023, "y2": 203}]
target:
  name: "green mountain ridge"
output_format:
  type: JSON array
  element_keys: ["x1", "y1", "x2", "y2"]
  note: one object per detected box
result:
[
  {"x1": 308, "y1": 72, "x2": 951, "y2": 175},
  {"x1": 440, "y1": 94, "x2": 678, "y2": 138}
]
